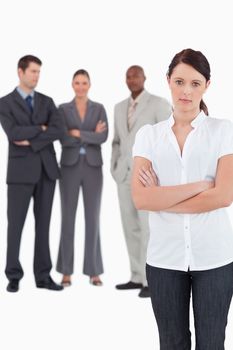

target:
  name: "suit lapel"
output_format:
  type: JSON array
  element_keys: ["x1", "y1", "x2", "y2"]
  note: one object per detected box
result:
[
  {"x1": 12, "y1": 89, "x2": 33, "y2": 124},
  {"x1": 69, "y1": 99, "x2": 94, "y2": 129},
  {"x1": 69, "y1": 99, "x2": 82, "y2": 128},
  {"x1": 82, "y1": 100, "x2": 94, "y2": 128},
  {"x1": 31, "y1": 92, "x2": 40, "y2": 123},
  {"x1": 13, "y1": 89, "x2": 31, "y2": 114}
]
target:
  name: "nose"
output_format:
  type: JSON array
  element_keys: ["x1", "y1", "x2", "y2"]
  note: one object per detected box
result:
[{"x1": 183, "y1": 84, "x2": 192, "y2": 96}]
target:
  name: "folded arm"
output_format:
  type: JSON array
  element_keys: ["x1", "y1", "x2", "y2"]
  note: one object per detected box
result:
[
  {"x1": 165, "y1": 154, "x2": 233, "y2": 213},
  {"x1": 68, "y1": 105, "x2": 108, "y2": 145},
  {"x1": 0, "y1": 111, "x2": 43, "y2": 141},
  {"x1": 30, "y1": 99, "x2": 65, "y2": 152},
  {"x1": 131, "y1": 156, "x2": 213, "y2": 211}
]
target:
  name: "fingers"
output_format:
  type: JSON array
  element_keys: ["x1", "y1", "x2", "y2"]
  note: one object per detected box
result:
[
  {"x1": 142, "y1": 167, "x2": 155, "y2": 185},
  {"x1": 41, "y1": 124, "x2": 48, "y2": 131},
  {"x1": 150, "y1": 166, "x2": 158, "y2": 182},
  {"x1": 139, "y1": 174, "x2": 148, "y2": 186},
  {"x1": 13, "y1": 140, "x2": 30, "y2": 146},
  {"x1": 138, "y1": 166, "x2": 157, "y2": 187},
  {"x1": 95, "y1": 121, "x2": 107, "y2": 133}
]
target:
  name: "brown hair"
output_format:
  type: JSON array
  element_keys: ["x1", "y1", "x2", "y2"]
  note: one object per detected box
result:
[
  {"x1": 18, "y1": 55, "x2": 42, "y2": 71},
  {"x1": 167, "y1": 49, "x2": 211, "y2": 115},
  {"x1": 73, "y1": 69, "x2": 90, "y2": 81}
]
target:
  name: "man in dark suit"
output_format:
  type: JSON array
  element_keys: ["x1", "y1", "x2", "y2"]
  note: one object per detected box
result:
[{"x1": 0, "y1": 55, "x2": 64, "y2": 292}]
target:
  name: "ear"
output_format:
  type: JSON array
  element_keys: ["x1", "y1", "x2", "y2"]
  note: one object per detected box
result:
[
  {"x1": 204, "y1": 80, "x2": 211, "y2": 93},
  {"x1": 167, "y1": 75, "x2": 171, "y2": 88},
  {"x1": 18, "y1": 68, "x2": 23, "y2": 79}
]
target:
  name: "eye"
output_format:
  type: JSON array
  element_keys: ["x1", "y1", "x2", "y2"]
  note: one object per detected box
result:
[
  {"x1": 175, "y1": 79, "x2": 183, "y2": 85},
  {"x1": 192, "y1": 81, "x2": 201, "y2": 87}
]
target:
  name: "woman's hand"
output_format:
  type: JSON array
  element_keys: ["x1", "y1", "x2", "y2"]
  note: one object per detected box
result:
[
  {"x1": 95, "y1": 120, "x2": 107, "y2": 133},
  {"x1": 138, "y1": 166, "x2": 158, "y2": 187}
]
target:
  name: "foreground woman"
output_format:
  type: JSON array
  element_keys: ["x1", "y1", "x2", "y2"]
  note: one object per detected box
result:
[{"x1": 132, "y1": 49, "x2": 233, "y2": 349}]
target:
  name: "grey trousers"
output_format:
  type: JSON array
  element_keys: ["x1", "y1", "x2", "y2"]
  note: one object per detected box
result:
[
  {"x1": 6, "y1": 170, "x2": 55, "y2": 282},
  {"x1": 117, "y1": 175, "x2": 149, "y2": 286},
  {"x1": 56, "y1": 156, "x2": 103, "y2": 276}
]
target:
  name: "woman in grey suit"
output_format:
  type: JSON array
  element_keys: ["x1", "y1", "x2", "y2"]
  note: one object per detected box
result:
[{"x1": 56, "y1": 69, "x2": 108, "y2": 287}]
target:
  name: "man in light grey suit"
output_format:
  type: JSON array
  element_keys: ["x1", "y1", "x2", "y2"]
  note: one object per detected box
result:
[{"x1": 111, "y1": 66, "x2": 172, "y2": 298}]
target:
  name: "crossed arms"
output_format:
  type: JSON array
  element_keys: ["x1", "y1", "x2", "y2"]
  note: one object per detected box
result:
[
  {"x1": 0, "y1": 98, "x2": 65, "y2": 151},
  {"x1": 131, "y1": 155, "x2": 233, "y2": 213}
]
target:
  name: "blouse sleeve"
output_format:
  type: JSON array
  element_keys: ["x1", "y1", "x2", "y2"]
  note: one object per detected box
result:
[
  {"x1": 132, "y1": 124, "x2": 153, "y2": 162},
  {"x1": 218, "y1": 120, "x2": 233, "y2": 159}
]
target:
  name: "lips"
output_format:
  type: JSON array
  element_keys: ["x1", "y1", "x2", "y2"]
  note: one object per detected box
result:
[{"x1": 179, "y1": 99, "x2": 192, "y2": 103}]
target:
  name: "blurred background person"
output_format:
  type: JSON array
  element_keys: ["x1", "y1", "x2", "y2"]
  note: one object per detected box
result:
[
  {"x1": 0, "y1": 55, "x2": 64, "y2": 292},
  {"x1": 111, "y1": 65, "x2": 171, "y2": 298},
  {"x1": 56, "y1": 69, "x2": 108, "y2": 287}
]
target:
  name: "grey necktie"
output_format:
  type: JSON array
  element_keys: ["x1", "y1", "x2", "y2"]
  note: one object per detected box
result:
[{"x1": 127, "y1": 100, "x2": 137, "y2": 130}]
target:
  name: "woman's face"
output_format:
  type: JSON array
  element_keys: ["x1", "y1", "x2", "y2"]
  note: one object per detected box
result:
[
  {"x1": 72, "y1": 74, "x2": 90, "y2": 98},
  {"x1": 167, "y1": 63, "x2": 210, "y2": 114}
]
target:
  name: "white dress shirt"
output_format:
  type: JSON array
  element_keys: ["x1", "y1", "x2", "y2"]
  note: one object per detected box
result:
[{"x1": 133, "y1": 111, "x2": 233, "y2": 271}]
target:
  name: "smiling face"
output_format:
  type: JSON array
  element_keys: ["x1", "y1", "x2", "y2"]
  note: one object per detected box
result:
[
  {"x1": 167, "y1": 63, "x2": 210, "y2": 115},
  {"x1": 18, "y1": 62, "x2": 41, "y2": 91},
  {"x1": 72, "y1": 74, "x2": 90, "y2": 98}
]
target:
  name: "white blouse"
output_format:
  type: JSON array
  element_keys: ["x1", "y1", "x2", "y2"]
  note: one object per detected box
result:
[{"x1": 133, "y1": 111, "x2": 233, "y2": 271}]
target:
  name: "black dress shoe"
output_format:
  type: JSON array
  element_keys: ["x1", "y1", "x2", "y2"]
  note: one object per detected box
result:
[
  {"x1": 115, "y1": 281, "x2": 143, "y2": 290},
  {"x1": 7, "y1": 279, "x2": 19, "y2": 293},
  {"x1": 36, "y1": 276, "x2": 64, "y2": 291},
  {"x1": 138, "y1": 286, "x2": 151, "y2": 298}
]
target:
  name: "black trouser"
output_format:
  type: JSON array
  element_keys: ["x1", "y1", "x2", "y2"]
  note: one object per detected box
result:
[
  {"x1": 146, "y1": 262, "x2": 233, "y2": 350},
  {"x1": 5, "y1": 170, "x2": 56, "y2": 282}
]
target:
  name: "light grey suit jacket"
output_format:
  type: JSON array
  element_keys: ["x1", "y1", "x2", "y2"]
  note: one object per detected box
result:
[
  {"x1": 60, "y1": 99, "x2": 108, "y2": 167},
  {"x1": 111, "y1": 91, "x2": 172, "y2": 184}
]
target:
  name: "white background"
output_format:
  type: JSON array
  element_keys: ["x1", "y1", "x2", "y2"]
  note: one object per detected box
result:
[{"x1": 0, "y1": 0, "x2": 233, "y2": 349}]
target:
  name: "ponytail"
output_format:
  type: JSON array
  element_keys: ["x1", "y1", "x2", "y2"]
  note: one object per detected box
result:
[{"x1": 200, "y1": 99, "x2": 208, "y2": 116}]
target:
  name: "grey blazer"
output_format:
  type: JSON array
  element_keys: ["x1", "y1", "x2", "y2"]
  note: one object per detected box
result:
[
  {"x1": 59, "y1": 99, "x2": 108, "y2": 167},
  {"x1": 0, "y1": 89, "x2": 64, "y2": 184},
  {"x1": 111, "y1": 91, "x2": 172, "y2": 184}
]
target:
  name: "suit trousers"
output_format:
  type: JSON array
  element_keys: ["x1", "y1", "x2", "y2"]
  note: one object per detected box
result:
[
  {"x1": 146, "y1": 263, "x2": 233, "y2": 350},
  {"x1": 117, "y1": 174, "x2": 149, "y2": 286},
  {"x1": 56, "y1": 155, "x2": 103, "y2": 276},
  {"x1": 5, "y1": 169, "x2": 55, "y2": 282}
]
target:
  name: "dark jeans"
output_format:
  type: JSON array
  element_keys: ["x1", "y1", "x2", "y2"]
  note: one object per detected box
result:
[{"x1": 146, "y1": 262, "x2": 233, "y2": 350}]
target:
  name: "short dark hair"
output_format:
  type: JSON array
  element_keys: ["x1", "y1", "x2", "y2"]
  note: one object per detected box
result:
[
  {"x1": 167, "y1": 48, "x2": 211, "y2": 115},
  {"x1": 72, "y1": 69, "x2": 90, "y2": 81},
  {"x1": 17, "y1": 55, "x2": 42, "y2": 71},
  {"x1": 126, "y1": 65, "x2": 145, "y2": 76}
]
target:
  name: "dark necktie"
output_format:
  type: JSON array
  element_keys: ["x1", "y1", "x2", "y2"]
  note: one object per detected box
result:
[{"x1": 25, "y1": 95, "x2": 33, "y2": 113}]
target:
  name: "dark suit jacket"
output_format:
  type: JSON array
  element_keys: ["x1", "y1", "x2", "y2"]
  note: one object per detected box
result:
[
  {"x1": 59, "y1": 99, "x2": 108, "y2": 167},
  {"x1": 0, "y1": 89, "x2": 65, "y2": 184}
]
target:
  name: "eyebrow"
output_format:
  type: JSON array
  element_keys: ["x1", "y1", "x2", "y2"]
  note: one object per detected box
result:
[{"x1": 173, "y1": 77, "x2": 203, "y2": 83}]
